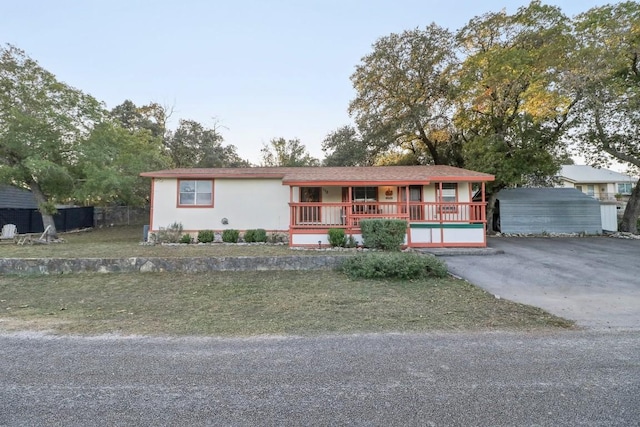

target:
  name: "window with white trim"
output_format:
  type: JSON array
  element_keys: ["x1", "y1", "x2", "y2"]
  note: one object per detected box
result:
[
  {"x1": 179, "y1": 180, "x2": 213, "y2": 206},
  {"x1": 436, "y1": 183, "x2": 457, "y2": 212},
  {"x1": 618, "y1": 183, "x2": 633, "y2": 195}
]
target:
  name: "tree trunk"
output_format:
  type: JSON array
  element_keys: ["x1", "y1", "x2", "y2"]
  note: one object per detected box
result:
[
  {"x1": 619, "y1": 178, "x2": 640, "y2": 234},
  {"x1": 485, "y1": 192, "x2": 499, "y2": 235},
  {"x1": 29, "y1": 182, "x2": 59, "y2": 239}
]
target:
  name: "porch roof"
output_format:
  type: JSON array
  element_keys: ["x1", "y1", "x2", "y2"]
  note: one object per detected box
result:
[{"x1": 141, "y1": 165, "x2": 494, "y2": 185}]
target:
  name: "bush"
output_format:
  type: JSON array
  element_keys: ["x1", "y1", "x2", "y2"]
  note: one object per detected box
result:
[
  {"x1": 254, "y1": 228, "x2": 268, "y2": 243},
  {"x1": 328, "y1": 228, "x2": 347, "y2": 247},
  {"x1": 359, "y1": 219, "x2": 407, "y2": 251},
  {"x1": 179, "y1": 234, "x2": 192, "y2": 244},
  {"x1": 339, "y1": 252, "x2": 448, "y2": 280},
  {"x1": 197, "y1": 230, "x2": 214, "y2": 243},
  {"x1": 156, "y1": 222, "x2": 183, "y2": 243},
  {"x1": 222, "y1": 229, "x2": 239, "y2": 243},
  {"x1": 243, "y1": 229, "x2": 256, "y2": 243}
]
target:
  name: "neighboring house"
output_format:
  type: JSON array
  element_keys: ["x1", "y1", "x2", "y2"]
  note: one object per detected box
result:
[
  {"x1": 494, "y1": 188, "x2": 604, "y2": 234},
  {"x1": 140, "y1": 166, "x2": 495, "y2": 248},
  {"x1": 556, "y1": 165, "x2": 636, "y2": 202}
]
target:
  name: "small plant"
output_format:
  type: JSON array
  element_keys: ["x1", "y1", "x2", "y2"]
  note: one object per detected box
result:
[
  {"x1": 359, "y1": 219, "x2": 407, "y2": 251},
  {"x1": 222, "y1": 229, "x2": 239, "y2": 243},
  {"x1": 156, "y1": 222, "x2": 184, "y2": 243},
  {"x1": 254, "y1": 228, "x2": 268, "y2": 243},
  {"x1": 179, "y1": 234, "x2": 192, "y2": 244},
  {"x1": 328, "y1": 228, "x2": 347, "y2": 247},
  {"x1": 345, "y1": 235, "x2": 358, "y2": 248},
  {"x1": 339, "y1": 252, "x2": 448, "y2": 280},
  {"x1": 197, "y1": 230, "x2": 215, "y2": 243},
  {"x1": 244, "y1": 229, "x2": 256, "y2": 243},
  {"x1": 268, "y1": 232, "x2": 287, "y2": 244}
]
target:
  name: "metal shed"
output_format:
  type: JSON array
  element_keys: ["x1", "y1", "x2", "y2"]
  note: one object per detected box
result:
[{"x1": 495, "y1": 188, "x2": 602, "y2": 234}]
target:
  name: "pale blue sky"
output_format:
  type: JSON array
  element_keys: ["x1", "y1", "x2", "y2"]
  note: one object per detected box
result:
[{"x1": 1, "y1": 0, "x2": 606, "y2": 164}]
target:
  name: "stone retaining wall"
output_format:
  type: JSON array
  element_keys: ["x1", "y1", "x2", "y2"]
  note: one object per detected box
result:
[{"x1": 0, "y1": 256, "x2": 347, "y2": 275}]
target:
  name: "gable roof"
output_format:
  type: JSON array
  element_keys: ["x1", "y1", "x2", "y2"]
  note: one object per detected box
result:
[
  {"x1": 559, "y1": 165, "x2": 636, "y2": 184},
  {"x1": 140, "y1": 165, "x2": 494, "y2": 185},
  {"x1": 0, "y1": 185, "x2": 38, "y2": 209}
]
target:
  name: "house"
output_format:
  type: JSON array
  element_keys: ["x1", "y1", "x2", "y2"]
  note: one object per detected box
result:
[
  {"x1": 140, "y1": 165, "x2": 495, "y2": 248},
  {"x1": 556, "y1": 165, "x2": 636, "y2": 202},
  {"x1": 494, "y1": 188, "x2": 603, "y2": 234}
]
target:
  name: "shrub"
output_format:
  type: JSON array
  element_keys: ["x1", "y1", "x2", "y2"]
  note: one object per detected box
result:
[
  {"x1": 179, "y1": 234, "x2": 192, "y2": 244},
  {"x1": 345, "y1": 235, "x2": 358, "y2": 248},
  {"x1": 254, "y1": 228, "x2": 268, "y2": 243},
  {"x1": 339, "y1": 252, "x2": 448, "y2": 280},
  {"x1": 222, "y1": 229, "x2": 239, "y2": 243},
  {"x1": 328, "y1": 228, "x2": 347, "y2": 247},
  {"x1": 268, "y1": 232, "x2": 287, "y2": 244},
  {"x1": 243, "y1": 229, "x2": 256, "y2": 243},
  {"x1": 156, "y1": 222, "x2": 183, "y2": 243},
  {"x1": 359, "y1": 219, "x2": 407, "y2": 251},
  {"x1": 197, "y1": 230, "x2": 215, "y2": 243}
]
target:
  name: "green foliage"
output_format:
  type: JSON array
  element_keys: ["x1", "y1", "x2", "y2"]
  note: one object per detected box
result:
[
  {"x1": 179, "y1": 234, "x2": 192, "y2": 244},
  {"x1": 268, "y1": 232, "x2": 287, "y2": 244},
  {"x1": 340, "y1": 252, "x2": 448, "y2": 280},
  {"x1": 260, "y1": 137, "x2": 319, "y2": 167},
  {"x1": 328, "y1": 228, "x2": 347, "y2": 247},
  {"x1": 346, "y1": 235, "x2": 358, "y2": 248},
  {"x1": 359, "y1": 219, "x2": 407, "y2": 251},
  {"x1": 222, "y1": 229, "x2": 239, "y2": 243},
  {"x1": 197, "y1": 230, "x2": 214, "y2": 243},
  {"x1": 156, "y1": 222, "x2": 183, "y2": 243},
  {"x1": 254, "y1": 229, "x2": 267, "y2": 243},
  {"x1": 243, "y1": 229, "x2": 256, "y2": 243},
  {"x1": 322, "y1": 126, "x2": 372, "y2": 166}
]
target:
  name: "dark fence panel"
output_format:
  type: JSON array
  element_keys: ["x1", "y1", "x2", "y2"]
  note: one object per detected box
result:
[{"x1": 0, "y1": 207, "x2": 94, "y2": 234}]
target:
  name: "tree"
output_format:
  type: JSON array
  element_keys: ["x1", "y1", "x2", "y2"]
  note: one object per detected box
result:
[
  {"x1": 74, "y1": 121, "x2": 171, "y2": 206},
  {"x1": 110, "y1": 100, "x2": 168, "y2": 139},
  {"x1": 0, "y1": 44, "x2": 104, "y2": 237},
  {"x1": 571, "y1": 2, "x2": 640, "y2": 233},
  {"x1": 164, "y1": 119, "x2": 250, "y2": 168},
  {"x1": 260, "y1": 137, "x2": 319, "y2": 167},
  {"x1": 321, "y1": 125, "x2": 372, "y2": 166},
  {"x1": 454, "y1": 1, "x2": 577, "y2": 232},
  {"x1": 349, "y1": 24, "x2": 459, "y2": 165}
]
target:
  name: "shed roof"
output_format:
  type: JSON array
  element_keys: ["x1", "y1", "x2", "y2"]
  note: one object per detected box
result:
[
  {"x1": 140, "y1": 165, "x2": 495, "y2": 185},
  {"x1": 0, "y1": 185, "x2": 38, "y2": 209},
  {"x1": 497, "y1": 187, "x2": 599, "y2": 203},
  {"x1": 559, "y1": 165, "x2": 636, "y2": 184}
]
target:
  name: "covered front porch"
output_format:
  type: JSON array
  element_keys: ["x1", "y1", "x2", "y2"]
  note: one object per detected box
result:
[{"x1": 287, "y1": 182, "x2": 488, "y2": 248}]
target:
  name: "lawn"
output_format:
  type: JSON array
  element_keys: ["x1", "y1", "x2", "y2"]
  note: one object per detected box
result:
[
  {"x1": 0, "y1": 225, "x2": 574, "y2": 336},
  {"x1": 0, "y1": 225, "x2": 327, "y2": 258},
  {"x1": 0, "y1": 271, "x2": 573, "y2": 336}
]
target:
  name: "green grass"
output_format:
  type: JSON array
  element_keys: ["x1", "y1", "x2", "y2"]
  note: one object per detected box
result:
[
  {"x1": 0, "y1": 271, "x2": 573, "y2": 336},
  {"x1": 0, "y1": 225, "x2": 327, "y2": 258}
]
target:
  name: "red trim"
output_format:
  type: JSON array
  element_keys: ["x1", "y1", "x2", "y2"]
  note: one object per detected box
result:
[{"x1": 149, "y1": 179, "x2": 155, "y2": 230}]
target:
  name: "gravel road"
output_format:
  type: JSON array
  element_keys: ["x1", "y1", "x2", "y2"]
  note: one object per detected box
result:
[{"x1": 1, "y1": 330, "x2": 639, "y2": 426}]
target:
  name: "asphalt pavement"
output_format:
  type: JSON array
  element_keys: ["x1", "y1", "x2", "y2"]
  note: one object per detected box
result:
[
  {"x1": 440, "y1": 237, "x2": 640, "y2": 329},
  {"x1": 1, "y1": 330, "x2": 639, "y2": 426}
]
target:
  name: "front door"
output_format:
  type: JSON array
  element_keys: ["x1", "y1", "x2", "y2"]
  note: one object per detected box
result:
[
  {"x1": 400, "y1": 185, "x2": 423, "y2": 220},
  {"x1": 300, "y1": 187, "x2": 321, "y2": 223}
]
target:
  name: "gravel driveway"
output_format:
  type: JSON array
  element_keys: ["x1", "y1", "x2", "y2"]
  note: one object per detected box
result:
[{"x1": 441, "y1": 237, "x2": 640, "y2": 329}]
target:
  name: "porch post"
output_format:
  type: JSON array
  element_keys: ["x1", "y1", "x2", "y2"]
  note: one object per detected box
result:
[{"x1": 439, "y1": 182, "x2": 444, "y2": 247}]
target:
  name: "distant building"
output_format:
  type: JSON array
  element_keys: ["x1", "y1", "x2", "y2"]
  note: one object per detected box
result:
[{"x1": 556, "y1": 165, "x2": 636, "y2": 202}]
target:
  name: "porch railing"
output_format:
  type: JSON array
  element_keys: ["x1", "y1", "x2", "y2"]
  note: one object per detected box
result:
[{"x1": 290, "y1": 202, "x2": 486, "y2": 228}]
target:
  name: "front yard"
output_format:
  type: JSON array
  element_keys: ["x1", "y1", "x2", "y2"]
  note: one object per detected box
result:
[{"x1": 0, "y1": 225, "x2": 574, "y2": 336}]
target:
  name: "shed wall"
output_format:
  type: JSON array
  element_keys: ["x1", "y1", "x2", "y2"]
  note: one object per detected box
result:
[{"x1": 499, "y1": 200, "x2": 602, "y2": 234}]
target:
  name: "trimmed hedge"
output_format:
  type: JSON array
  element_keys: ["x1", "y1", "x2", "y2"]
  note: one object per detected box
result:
[
  {"x1": 339, "y1": 252, "x2": 448, "y2": 280},
  {"x1": 328, "y1": 228, "x2": 347, "y2": 247},
  {"x1": 222, "y1": 229, "x2": 240, "y2": 243},
  {"x1": 360, "y1": 219, "x2": 407, "y2": 251},
  {"x1": 244, "y1": 229, "x2": 268, "y2": 243},
  {"x1": 197, "y1": 230, "x2": 214, "y2": 243}
]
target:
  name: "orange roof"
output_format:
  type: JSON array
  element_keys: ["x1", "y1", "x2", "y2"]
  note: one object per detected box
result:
[{"x1": 140, "y1": 165, "x2": 494, "y2": 184}]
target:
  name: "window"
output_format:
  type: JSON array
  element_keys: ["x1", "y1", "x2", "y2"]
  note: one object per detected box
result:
[
  {"x1": 618, "y1": 183, "x2": 633, "y2": 195},
  {"x1": 586, "y1": 185, "x2": 595, "y2": 197},
  {"x1": 436, "y1": 183, "x2": 457, "y2": 212},
  {"x1": 352, "y1": 187, "x2": 377, "y2": 201},
  {"x1": 575, "y1": 185, "x2": 583, "y2": 192},
  {"x1": 299, "y1": 187, "x2": 321, "y2": 222},
  {"x1": 178, "y1": 180, "x2": 213, "y2": 206}
]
